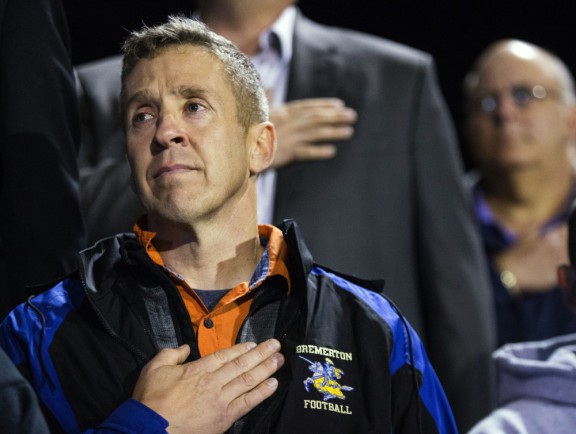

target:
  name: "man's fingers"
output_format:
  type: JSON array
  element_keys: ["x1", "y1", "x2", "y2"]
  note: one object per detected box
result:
[
  {"x1": 279, "y1": 107, "x2": 357, "y2": 128},
  {"x1": 286, "y1": 109, "x2": 356, "y2": 142},
  {"x1": 294, "y1": 145, "x2": 338, "y2": 161},
  {"x1": 228, "y1": 352, "x2": 284, "y2": 391},
  {"x1": 283, "y1": 97, "x2": 347, "y2": 110},
  {"x1": 271, "y1": 100, "x2": 357, "y2": 128},
  {"x1": 227, "y1": 376, "x2": 280, "y2": 421},
  {"x1": 302, "y1": 107, "x2": 357, "y2": 126},
  {"x1": 210, "y1": 339, "x2": 283, "y2": 385},
  {"x1": 300, "y1": 124, "x2": 355, "y2": 144},
  {"x1": 222, "y1": 349, "x2": 284, "y2": 421},
  {"x1": 185, "y1": 341, "x2": 258, "y2": 374},
  {"x1": 144, "y1": 344, "x2": 191, "y2": 372}
]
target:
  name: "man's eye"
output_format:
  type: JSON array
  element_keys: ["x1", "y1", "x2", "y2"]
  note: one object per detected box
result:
[
  {"x1": 133, "y1": 112, "x2": 153, "y2": 123},
  {"x1": 186, "y1": 102, "x2": 203, "y2": 113}
]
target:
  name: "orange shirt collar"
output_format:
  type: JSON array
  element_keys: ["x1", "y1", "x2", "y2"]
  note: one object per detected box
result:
[{"x1": 133, "y1": 218, "x2": 291, "y2": 291}]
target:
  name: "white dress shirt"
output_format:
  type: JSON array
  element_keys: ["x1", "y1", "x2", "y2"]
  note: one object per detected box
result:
[{"x1": 250, "y1": 6, "x2": 296, "y2": 224}]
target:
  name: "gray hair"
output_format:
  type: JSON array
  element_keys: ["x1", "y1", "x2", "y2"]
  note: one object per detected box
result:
[{"x1": 121, "y1": 15, "x2": 269, "y2": 128}]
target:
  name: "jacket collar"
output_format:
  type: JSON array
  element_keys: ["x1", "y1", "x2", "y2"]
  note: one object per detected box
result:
[
  {"x1": 76, "y1": 221, "x2": 316, "y2": 356},
  {"x1": 279, "y1": 219, "x2": 313, "y2": 303}
]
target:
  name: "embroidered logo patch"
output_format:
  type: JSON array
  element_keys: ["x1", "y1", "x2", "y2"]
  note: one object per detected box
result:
[
  {"x1": 296, "y1": 344, "x2": 355, "y2": 414},
  {"x1": 300, "y1": 355, "x2": 354, "y2": 401}
]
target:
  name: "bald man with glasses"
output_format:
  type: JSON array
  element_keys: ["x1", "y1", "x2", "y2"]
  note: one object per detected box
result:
[{"x1": 463, "y1": 39, "x2": 576, "y2": 347}]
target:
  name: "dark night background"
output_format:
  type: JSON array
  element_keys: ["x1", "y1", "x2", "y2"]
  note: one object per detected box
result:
[{"x1": 62, "y1": 0, "x2": 576, "y2": 164}]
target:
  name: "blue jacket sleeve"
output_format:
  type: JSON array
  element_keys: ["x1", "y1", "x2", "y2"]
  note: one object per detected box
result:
[{"x1": 86, "y1": 399, "x2": 169, "y2": 434}]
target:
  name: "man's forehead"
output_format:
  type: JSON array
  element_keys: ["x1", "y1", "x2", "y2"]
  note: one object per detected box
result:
[
  {"x1": 126, "y1": 85, "x2": 216, "y2": 104},
  {"x1": 476, "y1": 50, "x2": 557, "y2": 87},
  {"x1": 133, "y1": 45, "x2": 219, "y2": 73},
  {"x1": 123, "y1": 47, "x2": 228, "y2": 103}
]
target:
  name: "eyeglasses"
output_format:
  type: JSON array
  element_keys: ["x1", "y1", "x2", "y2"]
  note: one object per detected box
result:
[
  {"x1": 474, "y1": 84, "x2": 548, "y2": 113},
  {"x1": 557, "y1": 264, "x2": 576, "y2": 312}
]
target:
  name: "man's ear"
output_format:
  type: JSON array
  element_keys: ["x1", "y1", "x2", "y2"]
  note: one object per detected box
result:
[{"x1": 248, "y1": 121, "x2": 276, "y2": 175}]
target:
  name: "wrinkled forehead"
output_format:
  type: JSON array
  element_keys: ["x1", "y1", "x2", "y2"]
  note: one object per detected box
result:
[{"x1": 121, "y1": 45, "x2": 231, "y2": 106}]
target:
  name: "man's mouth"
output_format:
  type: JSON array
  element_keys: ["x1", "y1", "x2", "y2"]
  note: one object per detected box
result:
[{"x1": 154, "y1": 164, "x2": 195, "y2": 179}]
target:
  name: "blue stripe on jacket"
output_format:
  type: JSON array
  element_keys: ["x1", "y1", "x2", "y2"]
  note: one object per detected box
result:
[
  {"x1": 311, "y1": 266, "x2": 457, "y2": 434},
  {"x1": 0, "y1": 279, "x2": 83, "y2": 432}
]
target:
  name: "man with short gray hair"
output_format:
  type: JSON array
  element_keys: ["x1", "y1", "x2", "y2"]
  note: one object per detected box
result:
[{"x1": 1, "y1": 16, "x2": 456, "y2": 434}]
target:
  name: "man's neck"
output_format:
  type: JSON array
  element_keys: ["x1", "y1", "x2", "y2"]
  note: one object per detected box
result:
[
  {"x1": 482, "y1": 157, "x2": 575, "y2": 235},
  {"x1": 148, "y1": 207, "x2": 264, "y2": 290},
  {"x1": 198, "y1": 0, "x2": 292, "y2": 56}
]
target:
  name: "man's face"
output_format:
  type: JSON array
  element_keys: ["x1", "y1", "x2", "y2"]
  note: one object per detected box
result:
[
  {"x1": 465, "y1": 50, "x2": 575, "y2": 172},
  {"x1": 124, "y1": 45, "x2": 254, "y2": 226}
]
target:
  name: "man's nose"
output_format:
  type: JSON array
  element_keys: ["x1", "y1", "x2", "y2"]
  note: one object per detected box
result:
[
  {"x1": 154, "y1": 114, "x2": 187, "y2": 148},
  {"x1": 494, "y1": 93, "x2": 519, "y2": 118},
  {"x1": 486, "y1": 93, "x2": 520, "y2": 125}
]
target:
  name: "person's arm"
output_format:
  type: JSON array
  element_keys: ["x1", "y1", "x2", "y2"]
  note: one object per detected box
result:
[
  {"x1": 86, "y1": 341, "x2": 283, "y2": 434},
  {"x1": 1, "y1": 327, "x2": 283, "y2": 434}
]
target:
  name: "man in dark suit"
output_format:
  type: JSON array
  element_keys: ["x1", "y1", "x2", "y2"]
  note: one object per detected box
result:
[
  {"x1": 76, "y1": 1, "x2": 495, "y2": 429},
  {"x1": 0, "y1": 0, "x2": 85, "y2": 320}
]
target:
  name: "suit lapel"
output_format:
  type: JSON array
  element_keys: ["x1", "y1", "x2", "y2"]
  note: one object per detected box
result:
[
  {"x1": 286, "y1": 12, "x2": 340, "y2": 101},
  {"x1": 274, "y1": 13, "x2": 341, "y2": 223}
]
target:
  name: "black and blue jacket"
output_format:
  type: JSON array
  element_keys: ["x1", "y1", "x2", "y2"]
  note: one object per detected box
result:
[{"x1": 0, "y1": 220, "x2": 457, "y2": 433}]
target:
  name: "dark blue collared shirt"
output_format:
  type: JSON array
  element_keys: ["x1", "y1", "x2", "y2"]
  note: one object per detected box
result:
[{"x1": 473, "y1": 181, "x2": 576, "y2": 346}]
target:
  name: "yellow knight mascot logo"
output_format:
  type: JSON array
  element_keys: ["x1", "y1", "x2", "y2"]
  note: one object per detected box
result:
[{"x1": 300, "y1": 356, "x2": 354, "y2": 401}]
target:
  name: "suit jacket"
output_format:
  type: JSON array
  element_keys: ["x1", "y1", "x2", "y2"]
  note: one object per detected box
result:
[
  {"x1": 0, "y1": 0, "x2": 85, "y2": 320},
  {"x1": 75, "y1": 10, "x2": 496, "y2": 431}
]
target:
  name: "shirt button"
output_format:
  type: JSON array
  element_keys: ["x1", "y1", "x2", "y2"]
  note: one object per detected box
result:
[{"x1": 204, "y1": 318, "x2": 214, "y2": 329}]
